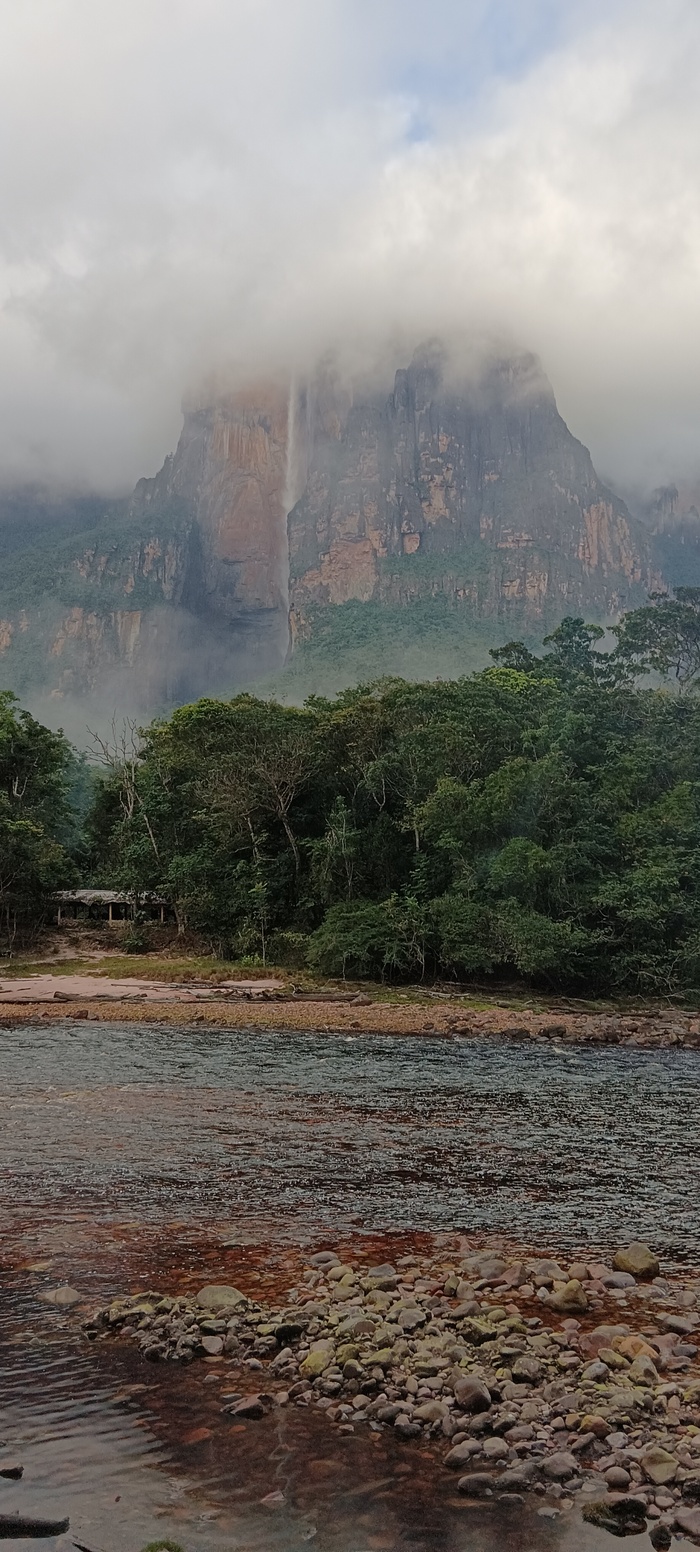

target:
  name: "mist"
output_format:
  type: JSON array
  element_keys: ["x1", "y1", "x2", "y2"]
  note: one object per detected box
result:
[{"x1": 1, "y1": 0, "x2": 700, "y2": 493}]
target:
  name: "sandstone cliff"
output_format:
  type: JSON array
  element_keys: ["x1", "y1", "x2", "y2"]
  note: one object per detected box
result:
[
  {"x1": 288, "y1": 346, "x2": 658, "y2": 642},
  {"x1": 0, "y1": 345, "x2": 664, "y2": 713}
]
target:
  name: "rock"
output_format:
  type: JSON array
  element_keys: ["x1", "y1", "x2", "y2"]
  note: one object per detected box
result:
[
  {"x1": 580, "y1": 1415, "x2": 611, "y2": 1439},
  {"x1": 452, "y1": 1376, "x2": 492, "y2": 1412},
  {"x1": 397, "y1": 1308, "x2": 426, "y2": 1331},
  {"x1": 676, "y1": 1506, "x2": 700, "y2": 1539},
  {"x1": 41, "y1": 1286, "x2": 81, "y2": 1307},
  {"x1": 200, "y1": 1335, "x2": 224, "y2": 1355},
  {"x1": 541, "y1": 1452, "x2": 579, "y2": 1482},
  {"x1": 511, "y1": 1355, "x2": 542, "y2": 1384},
  {"x1": 196, "y1": 1285, "x2": 245, "y2": 1311},
  {"x1": 582, "y1": 1498, "x2": 647, "y2": 1535},
  {"x1": 641, "y1": 1445, "x2": 679, "y2": 1485},
  {"x1": 482, "y1": 1437, "x2": 509, "y2": 1460},
  {"x1": 413, "y1": 1400, "x2": 447, "y2": 1423},
  {"x1": 597, "y1": 1347, "x2": 630, "y2": 1370},
  {"x1": 496, "y1": 1461, "x2": 541, "y2": 1492},
  {"x1": 582, "y1": 1361, "x2": 609, "y2": 1381},
  {"x1": 531, "y1": 1260, "x2": 568, "y2": 1287},
  {"x1": 613, "y1": 1243, "x2": 660, "y2": 1279},
  {"x1": 445, "y1": 1440, "x2": 483, "y2": 1469},
  {"x1": 649, "y1": 1527, "x2": 672, "y2": 1551},
  {"x1": 605, "y1": 1467, "x2": 631, "y2": 1490},
  {"x1": 0, "y1": 1467, "x2": 23, "y2": 1480},
  {"x1": 659, "y1": 1313, "x2": 698, "y2": 1336},
  {"x1": 456, "y1": 1473, "x2": 494, "y2": 1498},
  {"x1": 260, "y1": 1490, "x2": 285, "y2": 1507},
  {"x1": 308, "y1": 1252, "x2": 341, "y2": 1268},
  {"x1": 366, "y1": 1265, "x2": 399, "y2": 1288},
  {"x1": 394, "y1": 1416, "x2": 421, "y2": 1438},
  {"x1": 547, "y1": 1279, "x2": 588, "y2": 1314},
  {"x1": 627, "y1": 1352, "x2": 659, "y2": 1384},
  {"x1": 0, "y1": 1515, "x2": 70, "y2": 1537},
  {"x1": 224, "y1": 1394, "x2": 266, "y2": 1419},
  {"x1": 300, "y1": 1350, "x2": 333, "y2": 1378}
]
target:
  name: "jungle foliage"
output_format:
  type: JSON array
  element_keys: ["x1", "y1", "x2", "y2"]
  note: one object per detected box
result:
[
  {"x1": 0, "y1": 691, "x2": 78, "y2": 947},
  {"x1": 83, "y1": 590, "x2": 700, "y2": 995}
]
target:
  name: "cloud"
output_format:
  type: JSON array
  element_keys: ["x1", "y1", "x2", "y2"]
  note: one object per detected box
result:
[{"x1": 0, "y1": 0, "x2": 699, "y2": 490}]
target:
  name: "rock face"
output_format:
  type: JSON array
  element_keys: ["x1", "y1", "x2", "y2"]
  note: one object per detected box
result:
[
  {"x1": 0, "y1": 345, "x2": 661, "y2": 711},
  {"x1": 288, "y1": 346, "x2": 658, "y2": 643}
]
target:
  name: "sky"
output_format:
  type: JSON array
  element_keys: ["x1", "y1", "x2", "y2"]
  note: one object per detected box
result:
[{"x1": 0, "y1": 0, "x2": 699, "y2": 494}]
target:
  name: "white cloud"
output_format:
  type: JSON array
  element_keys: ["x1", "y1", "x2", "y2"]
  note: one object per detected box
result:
[{"x1": 0, "y1": 0, "x2": 698, "y2": 490}]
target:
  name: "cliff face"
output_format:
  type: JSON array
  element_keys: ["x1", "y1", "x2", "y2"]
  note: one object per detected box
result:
[
  {"x1": 288, "y1": 347, "x2": 658, "y2": 640},
  {"x1": 0, "y1": 346, "x2": 663, "y2": 713}
]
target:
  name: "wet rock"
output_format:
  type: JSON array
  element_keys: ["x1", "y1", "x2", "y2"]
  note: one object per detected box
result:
[
  {"x1": 452, "y1": 1376, "x2": 492, "y2": 1412},
  {"x1": 496, "y1": 1461, "x2": 541, "y2": 1491},
  {"x1": 41, "y1": 1286, "x2": 81, "y2": 1307},
  {"x1": 531, "y1": 1261, "x2": 568, "y2": 1287},
  {"x1": 444, "y1": 1440, "x2": 482, "y2": 1468},
  {"x1": 582, "y1": 1497, "x2": 647, "y2": 1535},
  {"x1": 641, "y1": 1446, "x2": 679, "y2": 1485},
  {"x1": 196, "y1": 1285, "x2": 245, "y2": 1312},
  {"x1": 613, "y1": 1243, "x2": 660, "y2": 1279},
  {"x1": 394, "y1": 1415, "x2": 421, "y2": 1438},
  {"x1": 224, "y1": 1394, "x2": 267, "y2": 1419},
  {"x1": 0, "y1": 1515, "x2": 71, "y2": 1538},
  {"x1": 0, "y1": 1467, "x2": 23, "y2": 1481},
  {"x1": 649, "y1": 1527, "x2": 673, "y2": 1551},
  {"x1": 456, "y1": 1473, "x2": 494, "y2": 1497}
]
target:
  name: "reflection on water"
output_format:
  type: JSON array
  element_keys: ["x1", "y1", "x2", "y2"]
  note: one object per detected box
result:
[{"x1": 2, "y1": 1021, "x2": 699, "y2": 1551}]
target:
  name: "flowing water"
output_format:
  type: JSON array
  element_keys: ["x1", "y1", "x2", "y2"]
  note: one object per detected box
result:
[{"x1": 2, "y1": 1020, "x2": 699, "y2": 1552}]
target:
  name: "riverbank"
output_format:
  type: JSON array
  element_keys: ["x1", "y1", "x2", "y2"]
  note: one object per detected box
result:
[{"x1": 1, "y1": 977, "x2": 700, "y2": 1048}]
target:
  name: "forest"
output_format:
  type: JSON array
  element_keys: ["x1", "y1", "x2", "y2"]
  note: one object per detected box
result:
[{"x1": 5, "y1": 587, "x2": 700, "y2": 995}]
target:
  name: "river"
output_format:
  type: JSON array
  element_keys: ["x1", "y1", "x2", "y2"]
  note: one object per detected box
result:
[{"x1": 2, "y1": 1020, "x2": 699, "y2": 1552}]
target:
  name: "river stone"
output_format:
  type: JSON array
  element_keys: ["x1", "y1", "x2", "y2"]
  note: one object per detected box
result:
[
  {"x1": 582, "y1": 1360, "x2": 609, "y2": 1381},
  {"x1": 413, "y1": 1400, "x2": 447, "y2": 1423},
  {"x1": 541, "y1": 1452, "x2": 579, "y2": 1481},
  {"x1": 200, "y1": 1335, "x2": 224, "y2": 1355},
  {"x1": 453, "y1": 1376, "x2": 492, "y2": 1412},
  {"x1": 605, "y1": 1467, "x2": 631, "y2": 1490},
  {"x1": 547, "y1": 1279, "x2": 588, "y2": 1314},
  {"x1": 531, "y1": 1260, "x2": 568, "y2": 1287},
  {"x1": 398, "y1": 1308, "x2": 426, "y2": 1331},
  {"x1": 496, "y1": 1461, "x2": 541, "y2": 1491},
  {"x1": 649, "y1": 1529, "x2": 672, "y2": 1552},
  {"x1": 597, "y1": 1347, "x2": 629, "y2": 1370},
  {"x1": 659, "y1": 1313, "x2": 698, "y2": 1336},
  {"x1": 300, "y1": 1350, "x2": 333, "y2": 1378},
  {"x1": 627, "y1": 1352, "x2": 659, "y2": 1385},
  {"x1": 613, "y1": 1242, "x2": 660, "y2": 1279},
  {"x1": 444, "y1": 1440, "x2": 482, "y2": 1468},
  {"x1": 641, "y1": 1446, "x2": 679, "y2": 1485},
  {"x1": 482, "y1": 1436, "x2": 509, "y2": 1460},
  {"x1": 456, "y1": 1473, "x2": 494, "y2": 1498},
  {"x1": 196, "y1": 1285, "x2": 245, "y2": 1311},
  {"x1": 226, "y1": 1394, "x2": 266, "y2": 1418},
  {"x1": 42, "y1": 1286, "x2": 81, "y2": 1307},
  {"x1": 675, "y1": 1506, "x2": 700, "y2": 1539},
  {"x1": 394, "y1": 1416, "x2": 421, "y2": 1438},
  {"x1": 511, "y1": 1354, "x2": 542, "y2": 1384}
]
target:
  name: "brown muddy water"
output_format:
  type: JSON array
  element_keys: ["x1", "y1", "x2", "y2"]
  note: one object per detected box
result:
[{"x1": 2, "y1": 1020, "x2": 699, "y2": 1552}]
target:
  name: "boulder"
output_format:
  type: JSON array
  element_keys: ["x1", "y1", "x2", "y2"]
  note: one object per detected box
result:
[
  {"x1": 612, "y1": 1243, "x2": 660, "y2": 1279},
  {"x1": 196, "y1": 1285, "x2": 245, "y2": 1311},
  {"x1": 675, "y1": 1506, "x2": 700, "y2": 1540}
]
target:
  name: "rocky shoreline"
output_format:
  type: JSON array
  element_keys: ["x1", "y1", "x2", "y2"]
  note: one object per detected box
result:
[
  {"x1": 3, "y1": 989, "x2": 700, "y2": 1048},
  {"x1": 83, "y1": 1240, "x2": 700, "y2": 1545}
]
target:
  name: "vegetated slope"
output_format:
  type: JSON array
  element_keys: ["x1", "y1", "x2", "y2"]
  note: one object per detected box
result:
[{"x1": 0, "y1": 345, "x2": 659, "y2": 714}]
